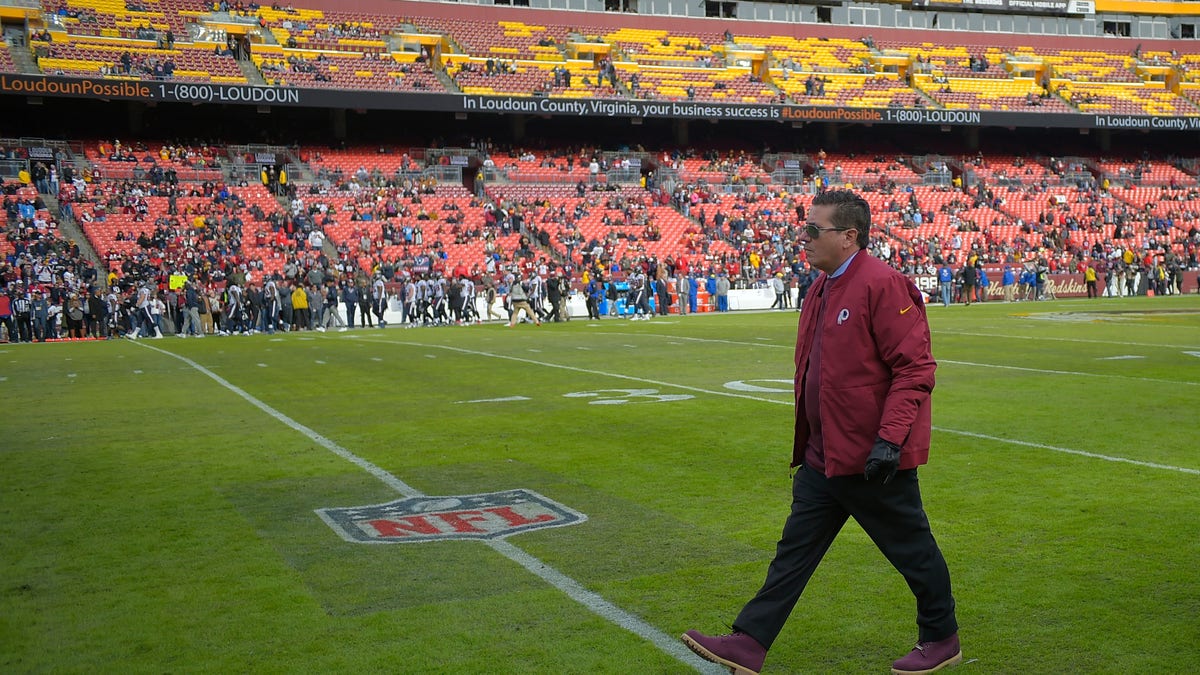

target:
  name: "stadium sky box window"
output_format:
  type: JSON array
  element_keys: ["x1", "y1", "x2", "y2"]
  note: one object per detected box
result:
[
  {"x1": 704, "y1": 1, "x2": 737, "y2": 18},
  {"x1": 1102, "y1": 20, "x2": 1131, "y2": 37},
  {"x1": 605, "y1": 0, "x2": 638, "y2": 11}
]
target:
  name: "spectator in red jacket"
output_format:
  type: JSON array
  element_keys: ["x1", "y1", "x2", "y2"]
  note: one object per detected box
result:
[{"x1": 683, "y1": 190, "x2": 960, "y2": 675}]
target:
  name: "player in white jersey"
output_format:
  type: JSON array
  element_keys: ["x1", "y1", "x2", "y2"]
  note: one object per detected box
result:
[
  {"x1": 105, "y1": 288, "x2": 120, "y2": 335},
  {"x1": 431, "y1": 275, "x2": 448, "y2": 325},
  {"x1": 528, "y1": 274, "x2": 547, "y2": 320},
  {"x1": 404, "y1": 280, "x2": 419, "y2": 327},
  {"x1": 628, "y1": 270, "x2": 651, "y2": 320},
  {"x1": 261, "y1": 278, "x2": 280, "y2": 334},
  {"x1": 416, "y1": 276, "x2": 432, "y2": 325},
  {"x1": 371, "y1": 275, "x2": 388, "y2": 328},
  {"x1": 225, "y1": 282, "x2": 245, "y2": 334},
  {"x1": 457, "y1": 276, "x2": 477, "y2": 324},
  {"x1": 128, "y1": 284, "x2": 161, "y2": 338}
]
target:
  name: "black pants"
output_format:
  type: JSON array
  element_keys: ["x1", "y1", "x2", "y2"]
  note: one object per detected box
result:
[{"x1": 734, "y1": 467, "x2": 957, "y2": 649}]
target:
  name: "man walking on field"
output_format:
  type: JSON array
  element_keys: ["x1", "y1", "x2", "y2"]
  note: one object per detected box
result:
[{"x1": 683, "y1": 190, "x2": 960, "y2": 675}]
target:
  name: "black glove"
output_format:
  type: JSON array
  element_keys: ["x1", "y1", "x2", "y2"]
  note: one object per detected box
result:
[{"x1": 864, "y1": 437, "x2": 901, "y2": 484}]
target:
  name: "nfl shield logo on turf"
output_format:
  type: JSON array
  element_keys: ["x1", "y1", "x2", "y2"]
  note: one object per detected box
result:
[{"x1": 317, "y1": 489, "x2": 587, "y2": 544}]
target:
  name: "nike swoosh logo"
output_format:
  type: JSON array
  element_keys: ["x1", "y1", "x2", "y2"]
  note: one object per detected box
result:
[{"x1": 900, "y1": 305, "x2": 914, "y2": 315}]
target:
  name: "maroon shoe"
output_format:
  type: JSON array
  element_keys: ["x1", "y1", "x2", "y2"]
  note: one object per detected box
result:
[
  {"x1": 681, "y1": 630, "x2": 766, "y2": 675},
  {"x1": 891, "y1": 633, "x2": 962, "y2": 675}
]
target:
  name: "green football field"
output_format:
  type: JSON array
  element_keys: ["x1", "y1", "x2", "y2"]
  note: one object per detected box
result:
[{"x1": 3, "y1": 295, "x2": 1199, "y2": 674}]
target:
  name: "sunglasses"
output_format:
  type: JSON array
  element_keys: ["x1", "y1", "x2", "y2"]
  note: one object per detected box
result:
[{"x1": 804, "y1": 225, "x2": 852, "y2": 239}]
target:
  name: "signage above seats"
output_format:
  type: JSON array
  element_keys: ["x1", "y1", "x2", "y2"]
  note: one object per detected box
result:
[
  {"x1": 910, "y1": 0, "x2": 1091, "y2": 15},
  {"x1": 2, "y1": 73, "x2": 1198, "y2": 133}
]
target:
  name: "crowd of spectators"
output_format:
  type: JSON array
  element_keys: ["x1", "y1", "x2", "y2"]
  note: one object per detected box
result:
[
  {"x1": 1, "y1": 181, "x2": 102, "y2": 342},
  {"x1": 4, "y1": 142, "x2": 1199, "y2": 342}
]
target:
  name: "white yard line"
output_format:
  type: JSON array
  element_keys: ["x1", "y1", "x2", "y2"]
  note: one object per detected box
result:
[
  {"x1": 132, "y1": 341, "x2": 721, "y2": 674},
  {"x1": 349, "y1": 337, "x2": 1200, "y2": 477},
  {"x1": 932, "y1": 329, "x2": 1200, "y2": 350},
  {"x1": 938, "y1": 359, "x2": 1200, "y2": 387},
  {"x1": 937, "y1": 429, "x2": 1200, "y2": 476},
  {"x1": 604, "y1": 331, "x2": 1200, "y2": 386}
]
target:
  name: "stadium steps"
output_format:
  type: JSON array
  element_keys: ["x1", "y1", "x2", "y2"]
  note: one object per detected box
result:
[
  {"x1": 236, "y1": 57, "x2": 267, "y2": 86},
  {"x1": 913, "y1": 87, "x2": 941, "y2": 109},
  {"x1": 45, "y1": 192, "x2": 107, "y2": 274},
  {"x1": 4, "y1": 28, "x2": 41, "y2": 75},
  {"x1": 1049, "y1": 86, "x2": 1082, "y2": 113},
  {"x1": 435, "y1": 64, "x2": 460, "y2": 93}
]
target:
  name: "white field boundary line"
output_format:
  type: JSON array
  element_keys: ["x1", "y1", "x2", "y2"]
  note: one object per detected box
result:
[
  {"x1": 932, "y1": 329, "x2": 1200, "y2": 350},
  {"x1": 348, "y1": 337, "x2": 1200, "y2": 477},
  {"x1": 131, "y1": 341, "x2": 722, "y2": 674},
  {"x1": 938, "y1": 359, "x2": 1200, "y2": 387},
  {"x1": 605, "y1": 331, "x2": 1200, "y2": 387}
]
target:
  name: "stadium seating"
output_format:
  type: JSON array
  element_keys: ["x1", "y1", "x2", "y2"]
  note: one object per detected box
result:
[
  {"x1": 1053, "y1": 81, "x2": 1200, "y2": 116},
  {"x1": 627, "y1": 66, "x2": 778, "y2": 104},
  {"x1": 0, "y1": 40, "x2": 17, "y2": 74},
  {"x1": 40, "y1": 0, "x2": 197, "y2": 39},
  {"x1": 81, "y1": 140, "x2": 224, "y2": 181},
  {"x1": 914, "y1": 74, "x2": 1075, "y2": 113},
  {"x1": 448, "y1": 58, "x2": 610, "y2": 99},
  {"x1": 9, "y1": 0, "x2": 1200, "y2": 125},
  {"x1": 1034, "y1": 47, "x2": 1141, "y2": 84},
  {"x1": 10, "y1": 136, "x2": 1197, "y2": 293},
  {"x1": 414, "y1": 17, "x2": 572, "y2": 61},
  {"x1": 775, "y1": 73, "x2": 921, "y2": 108},
  {"x1": 602, "y1": 27, "x2": 724, "y2": 67},
  {"x1": 735, "y1": 35, "x2": 872, "y2": 73},
  {"x1": 37, "y1": 37, "x2": 246, "y2": 82},
  {"x1": 253, "y1": 51, "x2": 439, "y2": 92},
  {"x1": 76, "y1": 181, "x2": 293, "y2": 278},
  {"x1": 878, "y1": 42, "x2": 1009, "y2": 80},
  {"x1": 3, "y1": 0, "x2": 1198, "y2": 299},
  {"x1": 256, "y1": 6, "x2": 398, "y2": 54},
  {"x1": 674, "y1": 155, "x2": 771, "y2": 185}
]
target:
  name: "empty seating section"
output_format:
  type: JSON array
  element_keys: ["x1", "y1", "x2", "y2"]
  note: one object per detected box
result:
[
  {"x1": 1053, "y1": 81, "x2": 1200, "y2": 116},
  {"x1": 1098, "y1": 160, "x2": 1192, "y2": 185},
  {"x1": 881, "y1": 43, "x2": 1009, "y2": 79},
  {"x1": 257, "y1": 7, "x2": 397, "y2": 53},
  {"x1": 41, "y1": 0, "x2": 198, "y2": 38},
  {"x1": 603, "y1": 27, "x2": 722, "y2": 66},
  {"x1": 1112, "y1": 186, "x2": 1200, "y2": 220},
  {"x1": 416, "y1": 18, "x2": 571, "y2": 61},
  {"x1": 776, "y1": 74, "x2": 918, "y2": 108},
  {"x1": 449, "y1": 59, "x2": 609, "y2": 99},
  {"x1": 739, "y1": 36, "x2": 872, "y2": 73},
  {"x1": 39, "y1": 38, "x2": 245, "y2": 82},
  {"x1": 1038, "y1": 48, "x2": 1140, "y2": 83},
  {"x1": 916, "y1": 75, "x2": 1075, "y2": 112},
  {"x1": 630, "y1": 67, "x2": 777, "y2": 104},
  {"x1": 1180, "y1": 54, "x2": 1200, "y2": 87},
  {"x1": 299, "y1": 147, "x2": 421, "y2": 177},
  {"x1": 823, "y1": 156, "x2": 920, "y2": 187},
  {"x1": 964, "y1": 155, "x2": 1053, "y2": 184},
  {"x1": 489, "y1": 151, "x2": 595, "y2": 183},
  {"x1": 676, "y1": 157, "x2": 769, "y2": 185},
  {"x1": 0, "y1": 40, "x2": 15, "y2": 73},
  {"x1": 254, "y1": 52, "x2": 438, "y2": 92}
]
